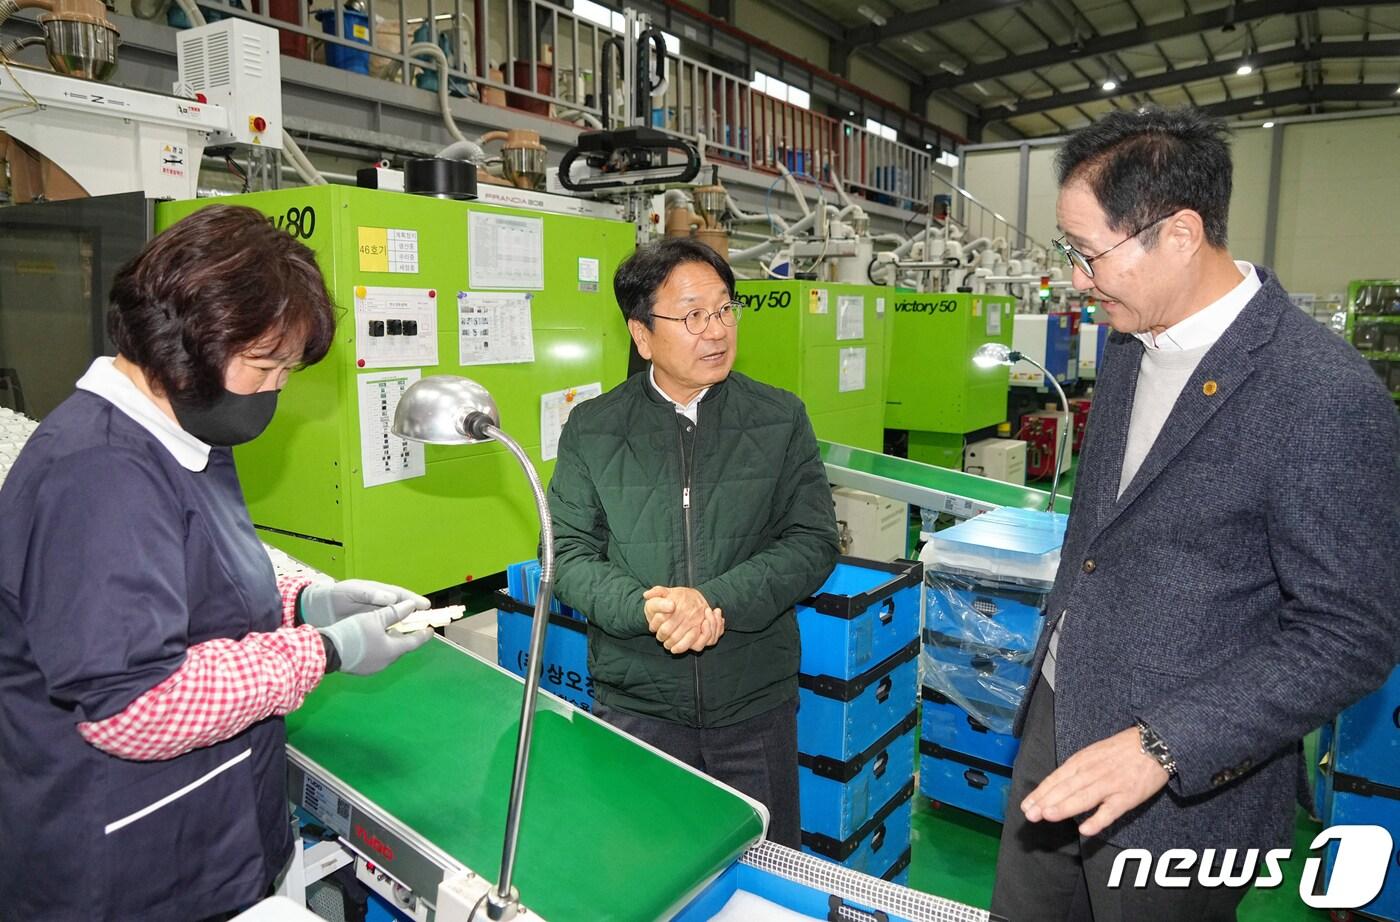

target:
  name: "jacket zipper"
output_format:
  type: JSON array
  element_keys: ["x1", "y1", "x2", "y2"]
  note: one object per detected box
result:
[{"x1": 677, "y1": 417, "x2": 704, "y2": 728}]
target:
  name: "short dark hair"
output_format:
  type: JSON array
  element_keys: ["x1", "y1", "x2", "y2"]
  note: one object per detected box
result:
[
  {"x1": 613, "y1": 237, "x2": 736, "y2": 328},
  {"x1": 1056, "y1": 106, "x2": 1232, "y2": 249},
  {"x1": 108, "y1": 205, "x2": 336, "y2": 405}
]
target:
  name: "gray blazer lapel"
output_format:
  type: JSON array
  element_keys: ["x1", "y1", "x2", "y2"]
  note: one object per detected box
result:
[
  {"x1": 1097, "y1": 271, "x2": 1285, "y2": 533},
  {"x1": 1084, "y1": 333, "x2": 1140, "y2": 531}
]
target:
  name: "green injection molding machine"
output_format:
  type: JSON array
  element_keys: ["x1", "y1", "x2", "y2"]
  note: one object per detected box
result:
[
  {"x1": 1344, "y1": 279, "x2": 1400, "y2": 401},
  {"x1": 156, "y1": 186, "x2": 637, "y2": 594},
  {"x1": 884, "y1": 291, "x2": 1015, "y2": 468},
  {"x1": 730, "y1": 280, "x2": 892, "y2": 451}
]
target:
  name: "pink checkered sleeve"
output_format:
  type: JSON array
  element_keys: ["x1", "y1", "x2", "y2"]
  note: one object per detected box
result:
[
  {"x1": 278, "y1": 574, "x2": 316, "y2": 628},
  {"x1": 76, "y1": 623, "x2": 327, "y2": 761}
]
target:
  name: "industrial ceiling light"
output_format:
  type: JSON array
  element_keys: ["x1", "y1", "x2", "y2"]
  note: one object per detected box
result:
[
  {"x1": 1102, "y1": 79, "x2": 1118, "y2": 91},
  {"x1": 1262, "y1": 120, "x2": 1275, "y2": 128},
  {"x1": 904, "y1": 36, "x2": 928, "y2": 52},
  {"x1": 392, "y1": 374, "x2": 552, "y2": 922},
  {"x1": 939, "y1": 60, "x2": 965, "y2": 75},
  {"x1": 1236, "y1": 62, "x2": 1253, "y2": 76},
  {"x1": 972, "y1": 343, "x2": 1069, "y2": 511},
  {"x1": 856, "y1": 4, "x2": 886, "y2": 26}
]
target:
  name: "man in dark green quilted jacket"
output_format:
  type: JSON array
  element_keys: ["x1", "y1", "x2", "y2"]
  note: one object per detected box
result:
[{"x1": 547, "y1": 238, "x2": 839, "y2": 847}]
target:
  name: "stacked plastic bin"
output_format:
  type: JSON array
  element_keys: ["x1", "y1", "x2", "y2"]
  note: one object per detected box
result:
[
  {"x1": 1316, "y1": 666, "x2": 1400, "y2": 921},
  {"x1": 795, "y1": 557, "x2": 923, "y2": 883},
  {"x1": 918, "y1": 507, "x2": 1066, "y2": 822},
  {"x1": 496, "y1": 559, "x2": 595, "y2": 713}
]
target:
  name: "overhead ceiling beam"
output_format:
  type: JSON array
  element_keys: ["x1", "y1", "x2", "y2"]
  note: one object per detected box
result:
[
  {"x1": 976, "y1": 39, "x2": 1400, "y2": 121},
  {"x1": 922, "y1": 0, "x2": 1398, "y2": 92},
  {"x1": 757, "y1": 0, "x2": 927, "y2": 84},
  {"x1": 758, "y1": 0, "x2": 845, "y2": 40},
  {"x1": 1202, "y1": 83, "x2": 1400, "y2": 117},
  {"x1": 847, "y1": 0, "x2": 1023, "y2": 47}
]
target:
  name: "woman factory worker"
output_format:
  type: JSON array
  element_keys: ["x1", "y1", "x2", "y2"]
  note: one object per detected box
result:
[{"x1": 0, "y1": 205, "x2": 432, "y2": 921}]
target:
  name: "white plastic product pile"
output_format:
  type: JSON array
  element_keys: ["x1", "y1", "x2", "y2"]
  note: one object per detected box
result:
[{"x1": 0, "y1": 407, "x2": 40, "y2": 489}]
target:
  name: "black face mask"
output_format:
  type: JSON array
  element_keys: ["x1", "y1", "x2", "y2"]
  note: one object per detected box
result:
[{"x1": 172, "y1": 389, "x2": 279, "y2": 446}]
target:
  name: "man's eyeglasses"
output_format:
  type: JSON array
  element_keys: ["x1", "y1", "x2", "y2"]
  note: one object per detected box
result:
[
  {"x1": 1053, "y1": 213, "x2": 1175, "y2": 279},
  {"x1": 650, "y1": 301, "x2": 743, "y2": 335}
]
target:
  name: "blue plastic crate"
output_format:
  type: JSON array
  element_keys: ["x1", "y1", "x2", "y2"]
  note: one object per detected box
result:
[
  {"x1": 802, "y1": 781, "x2": 914, "y2": 878},
  {"x1": 496, "y1": 592, "x2": 594, "y2": 713},
  {"x1": 797, "y1": 557, "x2": 921, "y2": 680},
  {"x1": 313, "y1": 7, "x2": 371, "y2": 74},
  {"x1": 1333, "y1": 665, "x2": 1400, "y2": 790},
  {"x1": 921, "y1": 686, "x2": 1019, "y2": 769},
  {"x1": 504, "y1": 559, "x2": 579, "y2": 620},
  {"x1": 1315, "y1": 720, "x2": 1335, "y2": 821},
  {"x1": 799, "y1": 710, "x2": 916, "y2": 842},
  {"x1": 882, "y1": 846, "x2": 911, "y2": 886},
  {"x1": 922, "y1": 628, "x2": 1033, "y2": 705},
  {"x1": 1323, "y1": 778, "x2": 1400, "y2": 921},
  {"x1": 924, "y1": 572, "x2": 1049, "y2": 655},
  {"x1": 674, "y1": 846, "x2": 926, "y2": 922},
  {"x1": 799, "y1": 640, "x2": 920, "y2": 762},
  {"x1": 919, "y1": 739, "x2": 1015, "y2": 823}
]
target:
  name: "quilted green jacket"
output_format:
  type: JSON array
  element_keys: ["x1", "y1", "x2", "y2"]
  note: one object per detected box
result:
[{"x1": 547, "y1": 370, "x2": 839, "y2": 727}]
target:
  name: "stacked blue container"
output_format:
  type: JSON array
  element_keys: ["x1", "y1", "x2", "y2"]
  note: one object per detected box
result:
[
  {"x1": 1317, "y1": 666, "x2": 1400, "y2": 921},
  {"x1": 497, "y1": 560, "x2": 595, "y2": 713},
  {"x1": 795, "y1": 557, "x2": 923, "y2": 883},
  {"x1": 918, "y1": 507, "x2": 1066, "y2": 823}
]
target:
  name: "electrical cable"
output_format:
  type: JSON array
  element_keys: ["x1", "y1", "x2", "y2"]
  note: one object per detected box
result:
[
  {"x1": 225, "y1": 154, "x2": 249, "y2": 193},
  {"x1": 0, "y1": 54, "x2": 40, "y2": 121}
]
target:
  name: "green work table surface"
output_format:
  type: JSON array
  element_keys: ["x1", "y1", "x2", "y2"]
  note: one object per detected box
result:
[
  {"x1": 286, "y1": 638, "x2": 765, "y2": 920},
  {"x1": 820, "y1": 440, "x2": 1072, "y2": 516}
]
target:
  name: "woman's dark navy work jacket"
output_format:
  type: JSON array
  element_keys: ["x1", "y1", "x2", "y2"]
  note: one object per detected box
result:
[{"x1": 0, "y1": 391, "x2": 293, "y2": 920}]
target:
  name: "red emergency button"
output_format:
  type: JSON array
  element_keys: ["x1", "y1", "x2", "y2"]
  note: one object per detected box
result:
[
  {"x1": 195, "y1": 92, "x2": 207, "y2": 103},
  {"x1": 250, "y1": 115, "x2": 268, "y2": 133}
]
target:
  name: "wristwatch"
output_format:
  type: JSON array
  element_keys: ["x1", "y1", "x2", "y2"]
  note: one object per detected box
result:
[{"x1": 1136, "y1": 719, "x2": 1178, "y2": 777}]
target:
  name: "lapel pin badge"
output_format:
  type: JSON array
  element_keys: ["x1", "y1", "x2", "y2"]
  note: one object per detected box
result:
[{"x1": 1203, "y1": 380, "x2": 1219, "y2": 396}]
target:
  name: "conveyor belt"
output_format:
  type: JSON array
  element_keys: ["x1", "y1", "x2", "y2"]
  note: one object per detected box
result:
[
  {"x1": 820, "y1": 441, "x2": 1072, "y2": 517},
  {"x1": 285, "y1": 637, "x2": 765, "y2": 921}
]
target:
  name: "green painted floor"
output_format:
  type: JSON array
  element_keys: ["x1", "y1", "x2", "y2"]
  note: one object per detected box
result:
[
  {"x1": 906, "y1": 730, "x2": 1330, "y2": 920},
  {"x1": 907, "y1": 796, "x2": 1328, "y2": 920}
]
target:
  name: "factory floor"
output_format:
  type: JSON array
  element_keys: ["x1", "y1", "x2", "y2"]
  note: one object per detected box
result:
[
  {"x1": 907, "y1": 733, "x2": 1330, "y2": 921},
  {"x1": 907, "y1": 797, "x2": 1328, "y2": 920}
]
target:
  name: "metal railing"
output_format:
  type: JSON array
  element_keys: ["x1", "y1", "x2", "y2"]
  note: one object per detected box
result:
[
  {"x1": 929, "y1": 169, "x2": 1047, "y2": 255},
  {"x1": 749, "y1": 91, "x2": 840, "y2": 185},
  {"x1": 143, "y1": 0, "x2": 955, "y2": 217},
  {"x1": 838, "y1": 120, "x2": 930, "y2": 210},
  {"x1": 656, "y1": 51, "x2": 750, "y2": 164}
]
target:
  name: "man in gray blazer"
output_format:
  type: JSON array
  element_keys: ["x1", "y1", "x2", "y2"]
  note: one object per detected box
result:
[{"x1": 992, "y1": 106, "x2": 1400, "y2": 921}]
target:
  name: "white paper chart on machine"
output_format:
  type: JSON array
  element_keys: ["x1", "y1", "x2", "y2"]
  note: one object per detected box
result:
[{"x1": 356, "y1": 369, "x2": 425, "y2": 488}]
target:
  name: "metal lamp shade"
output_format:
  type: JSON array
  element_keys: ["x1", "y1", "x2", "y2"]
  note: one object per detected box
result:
[
  {"x1": 390, "y1": 375, "x2": 500, "y2": 445},
  {"x1": 973, "y1": 341, "x2": 1014, "y2": 368}
]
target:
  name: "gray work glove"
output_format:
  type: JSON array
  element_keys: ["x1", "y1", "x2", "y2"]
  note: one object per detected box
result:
[
  {"x1": 319, "y1": 598, "x2": 432, "y2": 676},
  {"x1": 299, "y1": 579, "x2": 431, "y2": 628}
]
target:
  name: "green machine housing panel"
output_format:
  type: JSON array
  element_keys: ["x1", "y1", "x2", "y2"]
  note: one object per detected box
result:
[
  {"x1": 730, "y1": 281, "x2": 891, "y2": 450},
  {"x1": 156, "y1": 187, "x2": 636, "y2": 593},
  {"x1": 885, "y1": 292, "x2": 1015, "y2": 436}
]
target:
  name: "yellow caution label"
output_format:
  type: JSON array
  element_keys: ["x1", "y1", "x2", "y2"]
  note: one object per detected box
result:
[{"x1": 357, "y1": 227, "x2": 388, "y2": 273}]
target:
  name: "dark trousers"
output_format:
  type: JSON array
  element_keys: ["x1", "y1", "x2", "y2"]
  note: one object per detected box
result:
[
  {"x1": 594, "y1": 698, "x2": 801, "y2": 848},
  {"x1": 992, "y1": 681, "x2": 1251, "y2": 922}
]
